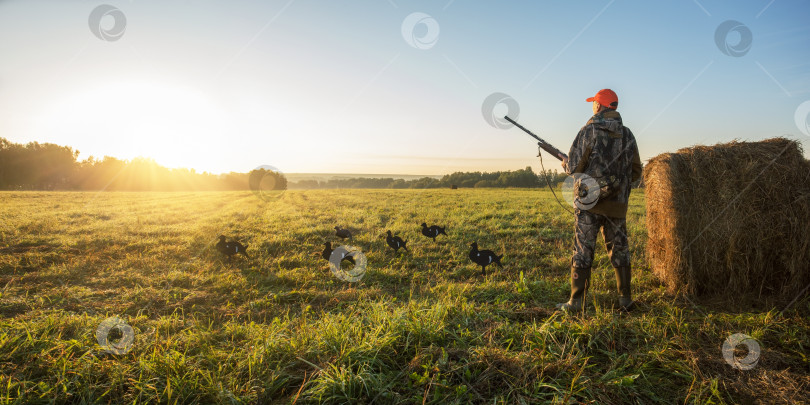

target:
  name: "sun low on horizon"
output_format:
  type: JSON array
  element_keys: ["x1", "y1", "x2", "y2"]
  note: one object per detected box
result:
[
  {"x1": 27, "y1": 75, "x2": 349, "y2": 175},
  {"x1": 33, "y1": 81, "x2": 230, "y2": 171}
]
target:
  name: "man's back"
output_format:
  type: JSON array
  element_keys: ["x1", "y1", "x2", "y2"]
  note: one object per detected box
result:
[{"x1": 566, "y1": 109, "x2": 642, "y2": 217}]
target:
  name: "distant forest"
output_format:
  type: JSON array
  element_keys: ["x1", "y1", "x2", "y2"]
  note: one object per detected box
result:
[
  {"x1": 292, "y1": 168, "x2": 567, "y2": 189},
  {"x1": 0, "y1": 138, "x2": 568, "y2": 191}
]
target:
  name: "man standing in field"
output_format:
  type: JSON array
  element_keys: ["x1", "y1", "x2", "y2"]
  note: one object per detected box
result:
[{"x1": 556, "y1": 89, "x2": 642, "y2": 312}]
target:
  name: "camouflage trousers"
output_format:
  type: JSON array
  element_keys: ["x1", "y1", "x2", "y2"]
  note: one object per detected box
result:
[{"x1": 572, "y1": 209, "x2": 630, "y2": 269}]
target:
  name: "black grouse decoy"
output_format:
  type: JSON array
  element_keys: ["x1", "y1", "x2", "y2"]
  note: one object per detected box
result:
[
  {"x1": 334, "y1": 226, "x2": 353, "y2": 241},
  {"x1": 420, "y1": 223, "x2": 447, "y2": 242},
  {"x1": 469, "y1": 242, "x2": 503, "y2": 276},
  {"x1": 321, "y1": 242, "x2": 356, "y2": 265},
  {"x1": 385, "y1": 230, "x2": 408, "y2": 252},
  {"x1": 216, "y1": 235, "x2": 250, "y2": 261}
]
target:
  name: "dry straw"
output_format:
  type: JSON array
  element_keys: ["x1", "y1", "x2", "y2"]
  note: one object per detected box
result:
[{"x1": 644, "y1": 137, "x2": 810, "y2": 297}]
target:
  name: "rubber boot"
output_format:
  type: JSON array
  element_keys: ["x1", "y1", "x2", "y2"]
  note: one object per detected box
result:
[
  {"x1": 556, "y1": 266, "x2": 590, "y2": 312},
  {"x1": 615, "y1": 265, "x2": 634, "y2": 311}
]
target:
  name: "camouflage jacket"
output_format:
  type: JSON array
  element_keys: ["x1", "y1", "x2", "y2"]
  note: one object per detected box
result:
[{"x1": 564, "y1": 110, "x2": 642, "y2": 218}]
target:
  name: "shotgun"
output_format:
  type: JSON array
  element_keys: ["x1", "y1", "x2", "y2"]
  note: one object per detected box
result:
[{"x1": 503, "y1": 115, "x2": 568, "y2": 161}]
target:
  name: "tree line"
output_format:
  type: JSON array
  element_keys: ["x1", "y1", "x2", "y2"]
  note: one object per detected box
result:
[
  {"x1": 0, "y1": 138, "x2": 286, "y2": 191},
  {"x1": 0, "y1": 137, "x2": 567, "y2": 191},
  {"x1": 291, "y1": 167, "x2": 568, "y2": 189}
]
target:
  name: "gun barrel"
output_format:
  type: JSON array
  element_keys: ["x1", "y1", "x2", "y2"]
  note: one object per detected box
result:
[{"x1": 503, "y1": 116, "x2": 568, "y2": 161}]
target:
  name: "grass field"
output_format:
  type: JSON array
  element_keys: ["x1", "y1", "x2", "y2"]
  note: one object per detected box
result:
[{"x1": 0, "y1": 189, "x2": 808, "y2": 404}]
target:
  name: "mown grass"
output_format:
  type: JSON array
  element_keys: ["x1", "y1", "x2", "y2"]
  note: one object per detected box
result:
[{"x1": 0, "y1": 189, "x2": 807, "y2": 404}]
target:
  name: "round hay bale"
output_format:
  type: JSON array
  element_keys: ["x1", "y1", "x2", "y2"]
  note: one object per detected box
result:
[{"x1": 644, "y1": 137, "x2": 810, "y2": 297}]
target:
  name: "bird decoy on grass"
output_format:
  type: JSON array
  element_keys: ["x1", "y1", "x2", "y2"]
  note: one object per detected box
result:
[
  {"x1": 321, "y1": 242, "x2": 356, "y2": 265},
  {"x1": 385, "y1": 230, "x2": 408, "y2": 253},
  {"x1": 420, "y1": 223, "x2": 447, "y2": 242},
  {"x1": 216, "y1": 235, "x2": 250, "y2": 262},
  {"x1": 334, "y1": 226, "x2": 353, "y2": 241},
  {"x1": 468, "y1": 242, "x2": 503, "y2": 276}
]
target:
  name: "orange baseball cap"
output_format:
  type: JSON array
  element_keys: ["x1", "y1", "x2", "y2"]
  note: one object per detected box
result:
[{"x1": 586, "y1": 89, "x2": 618, "y2": 109}]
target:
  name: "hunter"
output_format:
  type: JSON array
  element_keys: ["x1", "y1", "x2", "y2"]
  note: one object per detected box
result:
[{"x1": 557, "y1": 89, "x2": 642, "y2": 312}]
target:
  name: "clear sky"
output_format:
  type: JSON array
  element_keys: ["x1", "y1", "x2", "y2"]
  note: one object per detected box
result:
[{"x1": 1, "y1": 0, "x2": 809, "y2": 175}]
